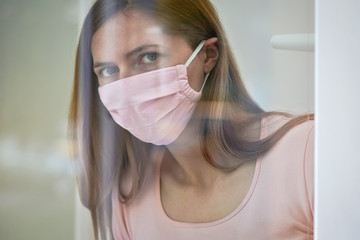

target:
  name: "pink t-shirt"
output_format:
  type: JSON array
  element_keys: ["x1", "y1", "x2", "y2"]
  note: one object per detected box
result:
[{"x1": 112, "y1": 116, "x2": 314, "y2": 239}]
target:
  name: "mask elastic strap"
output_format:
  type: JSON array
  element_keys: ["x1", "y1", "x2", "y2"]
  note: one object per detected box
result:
[
  {"x1": 185, "y1": 40, "x2": 206, "y2": 67},
  {"x1": 200, "y1": 72, "x2": 210, "y2": 92},
  {"x1": 185, "y1": 40, "x2": 209, "y2": 92}
]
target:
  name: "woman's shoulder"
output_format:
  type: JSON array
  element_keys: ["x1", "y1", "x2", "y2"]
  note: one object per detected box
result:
[
  {"x1": 255, "y1": 114, "x2": 315, "y2": 235},
  {"x1": 260, "y1": 113, "x2": 314, "y2": 168},
  {"x1": 260, "y1": 113, "x2": 314, "y2": 181},
  {"x1": 261, "y1": 113, "x2": 314, "y2": 139}
]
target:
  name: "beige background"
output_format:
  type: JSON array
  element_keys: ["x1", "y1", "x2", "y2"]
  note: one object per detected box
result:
[{"x1": 0, "y1": 0, "x2": 78, "y2": 239}]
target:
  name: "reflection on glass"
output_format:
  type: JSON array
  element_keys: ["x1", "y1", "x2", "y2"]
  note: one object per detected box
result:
[{"x1": 69, "y1": 0, "x2": 314, "y2": 240}]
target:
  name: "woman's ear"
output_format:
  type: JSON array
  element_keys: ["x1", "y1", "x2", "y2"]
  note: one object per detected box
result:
[{"x1": 203, "y1": 37, "x2": 219, "y2": 73}]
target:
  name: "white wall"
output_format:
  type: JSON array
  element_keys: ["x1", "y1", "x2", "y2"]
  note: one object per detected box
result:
[{"x1": 315, "y1": 0, "x2": 360, "y2": 239}]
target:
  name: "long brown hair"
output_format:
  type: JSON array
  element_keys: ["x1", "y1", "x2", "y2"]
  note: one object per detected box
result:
[{"x1": 68, "y1": 0, "x2": 313, "y2": 239}]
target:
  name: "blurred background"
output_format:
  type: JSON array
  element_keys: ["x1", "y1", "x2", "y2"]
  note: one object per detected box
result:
[
  {"x1": 0, "y1": 0, "x2": 80, "y2": 239},
  {"x1": 0, "y1": 0, "x2": 314, "y2": 239}
]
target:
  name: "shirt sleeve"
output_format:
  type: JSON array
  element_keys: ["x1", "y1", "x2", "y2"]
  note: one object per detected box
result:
[{"x1": 304, "y1": 124, "x2": 315, "y2": 216}]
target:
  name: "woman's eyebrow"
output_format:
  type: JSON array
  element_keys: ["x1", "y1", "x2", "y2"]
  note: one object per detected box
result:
[
  {"x1": 93, "y1": 61, "x2": 114, "y2": 69},
  {"x1": 125, "y1": 44, "x2": 159, "y2": 57}
]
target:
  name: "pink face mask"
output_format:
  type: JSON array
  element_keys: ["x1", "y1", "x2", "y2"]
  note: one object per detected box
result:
[{"x1": 98, "y1": 40, "x2": 209, "y2": 145}]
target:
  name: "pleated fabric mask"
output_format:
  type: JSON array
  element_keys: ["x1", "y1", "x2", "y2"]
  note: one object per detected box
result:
[{"x1": 98, "y1": 40, "x2": 209, "y2": 145}]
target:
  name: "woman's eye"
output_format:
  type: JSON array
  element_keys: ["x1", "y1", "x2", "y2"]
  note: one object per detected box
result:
[
  {"x1": 100, "y1": 66, "x2": 118, "y2": 77},
  {"x1": 140, "y1": 52, "x2": 158, "y2": 64}
]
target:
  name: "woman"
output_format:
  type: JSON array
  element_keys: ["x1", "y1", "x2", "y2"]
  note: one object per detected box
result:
[{"x1": 69, "y1": 0, "x2": 314, "y2": 239}]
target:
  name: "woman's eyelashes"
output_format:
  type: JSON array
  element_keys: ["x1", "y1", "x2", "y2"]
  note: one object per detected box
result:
[
  {"x1": 99, "y1": 65, "x2": 119, "y2": 78},
  {"x1": 132, "y1": 51, "x2": 163, "y2": 72},
  {"x1": 139, "y1": 52, "x2": 158, "y2": 65}
]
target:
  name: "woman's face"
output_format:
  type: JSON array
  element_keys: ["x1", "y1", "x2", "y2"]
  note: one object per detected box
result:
[{"x1": 91, "y1": 10, "x2": 207, "y2": 91}]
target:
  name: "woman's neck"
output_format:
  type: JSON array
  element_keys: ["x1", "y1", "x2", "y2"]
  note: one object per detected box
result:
[
  {"x1": 163, "y1": 117, "x2": 225, "y2": 188},
  {"x1": 162, "y1": 110, "x2": 262, "y2": 188}
]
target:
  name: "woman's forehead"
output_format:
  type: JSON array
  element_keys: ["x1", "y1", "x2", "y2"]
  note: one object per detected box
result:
[
  {"x1": 91, "y1": 10, "x2": 192, "y2": 60},
  {"x1": 91, "y1": 11, "x2": 169, "y2": 54}
]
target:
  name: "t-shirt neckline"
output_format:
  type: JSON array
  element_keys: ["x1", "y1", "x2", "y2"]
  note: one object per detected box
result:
[{"x1": 154, "y1": 118, "x2": 264, "y2": 228}]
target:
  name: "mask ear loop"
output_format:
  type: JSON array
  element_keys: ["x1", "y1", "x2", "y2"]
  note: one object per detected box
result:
[
  {"x1": 185, "y1": 40, "x2": 210, "y2": 93},
  {"x1": 200, "y1": 72, "x2": 210, "y2": 92},
  {"x1": 185, "y1": 40, "x2": 206, "y2": 67}
]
